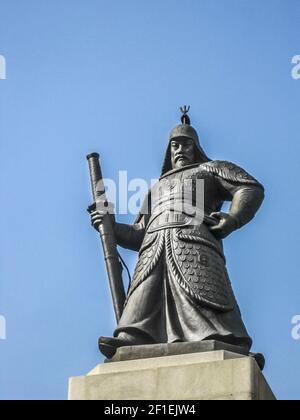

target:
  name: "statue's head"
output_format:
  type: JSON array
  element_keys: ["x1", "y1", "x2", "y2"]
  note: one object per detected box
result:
[{"x1": 161, "y1": 106, "x2": 210, "y2": 177}]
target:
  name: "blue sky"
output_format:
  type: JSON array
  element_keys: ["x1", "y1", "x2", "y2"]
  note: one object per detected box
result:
[{"x1": 0, "y1": 0, "x2": 300, "y2": 400}]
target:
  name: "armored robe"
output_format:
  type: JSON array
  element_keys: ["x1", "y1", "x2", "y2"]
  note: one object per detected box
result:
[{"x1": 100, "y1": 120, "x2": 265, "y2": 357}]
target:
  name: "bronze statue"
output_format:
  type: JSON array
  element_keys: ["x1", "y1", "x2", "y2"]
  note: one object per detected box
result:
[{"x1": 88, "y1": 107, "x2": 265, "y2": 362}]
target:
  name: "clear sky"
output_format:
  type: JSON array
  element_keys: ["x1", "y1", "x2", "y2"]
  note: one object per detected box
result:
[{"x1": 0, "y1": 0, "x2": 300, "y2": 400}]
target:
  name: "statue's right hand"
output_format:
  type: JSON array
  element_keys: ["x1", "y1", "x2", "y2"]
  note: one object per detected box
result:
[
  {"x1": 90, "y1": 209, "x2": 106, "y2": 232},
  {"x1": 89, "y1": 202, "x2": 115, "y2": 232}
]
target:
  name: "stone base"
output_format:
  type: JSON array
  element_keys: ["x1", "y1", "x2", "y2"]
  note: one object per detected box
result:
[
  {"x1": 69, "y1": 349, "x2": 276, "y2": 400},
  {"x1": 106, "y1": 340, "x2": 249, "y2": 363}
]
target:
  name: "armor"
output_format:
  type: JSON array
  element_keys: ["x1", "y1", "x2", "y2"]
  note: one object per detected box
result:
[{"x1": 124, "y1": 160, "x2": 264, "y2": 312}]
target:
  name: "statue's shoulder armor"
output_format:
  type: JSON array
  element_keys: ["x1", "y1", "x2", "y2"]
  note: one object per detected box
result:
[{"x1": 202, "y1": 160, "x2": 264, "y2": 189}]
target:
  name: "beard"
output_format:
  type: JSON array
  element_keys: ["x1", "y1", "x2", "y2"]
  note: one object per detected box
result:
[{"x1": 172, "y1": 156, "x2": 193, "y2": 169}]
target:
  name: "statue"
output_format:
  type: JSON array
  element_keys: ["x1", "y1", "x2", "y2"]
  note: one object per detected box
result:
[{"x1": 88, "y1": 107, "x2": 265, "y2": 364}]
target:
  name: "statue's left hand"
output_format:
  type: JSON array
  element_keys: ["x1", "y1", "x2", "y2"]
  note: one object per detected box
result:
[{"x1": 209, "y1": 212, "x2": 238, "y2": 240}]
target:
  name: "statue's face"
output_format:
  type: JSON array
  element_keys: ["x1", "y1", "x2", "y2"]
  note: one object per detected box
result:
[{"x1": 171, "y1": 137, "x2": 195, "y2": 169}]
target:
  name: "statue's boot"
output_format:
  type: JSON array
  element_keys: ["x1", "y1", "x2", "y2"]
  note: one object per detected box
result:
[
  {"x1": 99, "y1": 336, "x2": 135, "y2": 359},
  {"x1": 249, "y1": 352, "x2": 265, "y2": 371}
]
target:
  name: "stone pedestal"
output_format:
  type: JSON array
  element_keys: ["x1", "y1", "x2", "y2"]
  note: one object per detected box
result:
[{"x1": 69, "y1": 345, "x2": 276, "y2": 400}]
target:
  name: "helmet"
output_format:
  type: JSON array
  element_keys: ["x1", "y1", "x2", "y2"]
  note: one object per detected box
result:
[{"x1": 161, "y1": 106, "x2": 210, "y2": 176}]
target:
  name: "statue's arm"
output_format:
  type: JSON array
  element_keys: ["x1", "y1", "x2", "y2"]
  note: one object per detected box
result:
[
  {"x1": 90, "y1": 190, "x2": 151, "y2": 252},
  {"x1": 206, "y1": 161, "x2": 265, "y2": 239},
  {"x1": 114, "y1": 221, "x2": 146, "y2": 252},
  {"x1": 227, "y1": 185, "x2": 265, "y2": 229},
  {"x1": 114, "y1": 189, "x2": 151, "y2": 252}
]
